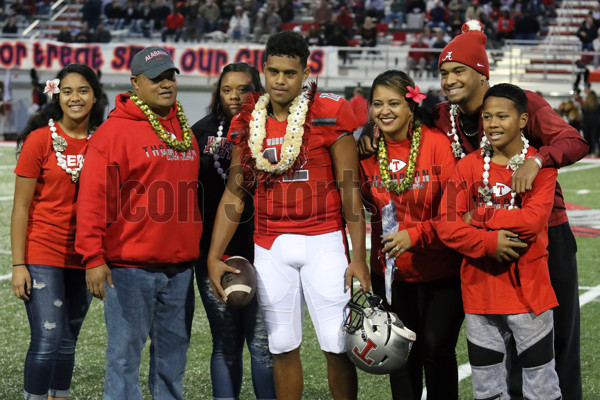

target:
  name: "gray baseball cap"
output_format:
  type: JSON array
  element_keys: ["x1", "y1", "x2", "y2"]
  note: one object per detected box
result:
[{"x1": 131, "y1": 47, "x2": 180, "y2": 79}]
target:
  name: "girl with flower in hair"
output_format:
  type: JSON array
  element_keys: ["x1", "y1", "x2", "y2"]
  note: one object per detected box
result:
[
  {"x1": 359, "y1": 69, "x2": 464, "y2": 400},
  {"x1": 11, "y1": 63, "x2": 105, "y2": 400}
]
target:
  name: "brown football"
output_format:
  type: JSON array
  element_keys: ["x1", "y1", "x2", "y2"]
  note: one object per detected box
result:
[{"x1": 221, "y1": 256, "x2": 257, "y2": 308}]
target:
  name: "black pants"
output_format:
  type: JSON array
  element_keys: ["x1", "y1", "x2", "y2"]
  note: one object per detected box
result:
[
  {"x1": 510, "y1": 222, "x2": 582, "y2": 399},
  {"x1": 371, "y1": 272, "x2": 464, "y2": 400}
]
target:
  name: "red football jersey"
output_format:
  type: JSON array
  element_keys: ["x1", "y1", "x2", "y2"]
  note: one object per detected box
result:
[
  {"x1": 359, "y1": 125, "x2": 462, "y2": 282},
  {"x1": 230, "y1": 93, "x2": 359, "y2": 248},
  {"x1": 437, "y1": 148, "x2": 558, "y2": 315}
]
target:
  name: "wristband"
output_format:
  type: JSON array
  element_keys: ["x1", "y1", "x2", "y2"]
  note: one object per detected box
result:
[
  {"x1": 529, "y1": 155, "x2": 543, "y2": 169},
  {"x1": 12, "y1": 263, "x2": 25, "y2": 267}
]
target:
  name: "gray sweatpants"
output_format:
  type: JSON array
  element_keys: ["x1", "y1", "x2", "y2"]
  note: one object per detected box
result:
[{"x1": 465, "y1": 311, "x2": 561, "y2": 400}]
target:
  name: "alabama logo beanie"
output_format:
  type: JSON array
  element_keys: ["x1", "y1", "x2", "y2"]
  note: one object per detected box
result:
[{"x1": 438, "y1": 20, "x2": 489, "y2": 79}]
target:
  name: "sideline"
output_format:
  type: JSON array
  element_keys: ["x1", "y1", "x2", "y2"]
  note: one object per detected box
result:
[
  {"x1": 421, "y1": 284, "x2": 600, "y2": 399},
  {"x1": 559, "y1": 163, "x2": 600, "y2": 174}
]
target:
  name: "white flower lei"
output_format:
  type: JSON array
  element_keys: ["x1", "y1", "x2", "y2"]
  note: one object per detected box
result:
[
  {"x1": 479, "y1": 133, "x2": 529, "y2": 209},
  {"x1": 248, "y1": 92, "x2": 309, "y2": 174},
  {"x1": 448, "y1": 105, "x2": 466, "y2": 159},
  {"x1": 49, "y1": 119, "x2": 90, "y2": 183}
]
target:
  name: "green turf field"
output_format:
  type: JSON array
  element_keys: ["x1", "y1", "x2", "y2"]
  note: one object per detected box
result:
[{"x1": 0, "y1": 144, "x2": 598, "y2": 399}]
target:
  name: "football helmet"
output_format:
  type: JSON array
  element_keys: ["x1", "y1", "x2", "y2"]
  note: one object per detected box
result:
[{"x1": 344, "y1": 290, "x2": 416, "y2": 374}]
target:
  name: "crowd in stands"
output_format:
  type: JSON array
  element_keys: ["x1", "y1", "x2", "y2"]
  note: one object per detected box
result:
[
  {"x1": 0, "y1": 0, "x2": 556, "y2": 50},
  {"x1": 557, "y1": 87, "x2": 600, "y2": 156}
]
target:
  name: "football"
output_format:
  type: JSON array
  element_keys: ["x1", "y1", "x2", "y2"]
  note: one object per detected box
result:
[{"x1": 221, "y1": 256, "x2": 257, "y2": 308}]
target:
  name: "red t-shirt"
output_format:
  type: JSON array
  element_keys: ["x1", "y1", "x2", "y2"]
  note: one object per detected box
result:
[
  {"x1": 230, "y1": 93, "x2": 358, "y2": 249},
  {"x1": 408, "y1": 42, "x2": 429, "y2": 61},
  {"x1": 359, "y1": 125, "x2": 462, "y2": 282},
  {"x1": 15, "y1": 124, "x2": 89, "y2": 269},
  {"x1": 437, "y1": 148, "x2": 558, "y2": 315}
]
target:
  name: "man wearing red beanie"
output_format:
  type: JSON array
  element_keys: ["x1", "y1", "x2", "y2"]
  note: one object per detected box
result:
[
  {"x1": 356, "y1": 20, "x2": 588, "y2": 399},
  {"x1": 434, "y1": 20, "x2": 587, "y2": 400}
]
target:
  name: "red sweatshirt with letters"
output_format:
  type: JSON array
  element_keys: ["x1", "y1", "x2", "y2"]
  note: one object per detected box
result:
[
  {"x1": 437, "y1": 148, "x2": 558, "y2": 315},
  {"x1": 434, "y1": 90, "x2": 588, "y2": 227},
  {"x1": 75, "y1": 93, "x2": 202, "y2": 268}
]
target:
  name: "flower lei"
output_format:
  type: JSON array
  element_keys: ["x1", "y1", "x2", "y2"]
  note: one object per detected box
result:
[
  {"x1": 377, "y1": 120, "x2": 422, "y2": 194},
  {"x1": 129, "y1": 92, "x2": 193, "y2": 152},
  {"x1": 248, "y1": 91, "x2": 309, "y2": 175},
  {"x1": 479, "y1": 133, "x2": 529, "y2": 209},
  {"x1": 448, "y1": 104, "x2": 467, "y2": 159},
  {"x1": 49, "y1": 119, "x2": 90, "y2": 183}
]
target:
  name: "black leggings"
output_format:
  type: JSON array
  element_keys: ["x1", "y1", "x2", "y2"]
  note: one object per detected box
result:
[{"x1": 371, "y1": 272, "x2": 464, "y2": 400}]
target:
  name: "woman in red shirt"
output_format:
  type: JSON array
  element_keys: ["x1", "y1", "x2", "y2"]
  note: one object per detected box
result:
[
  {"x1": 359, "y1": 70, "x2": 463, "y2": 400},
  {"x1": 11, "y1": 64, "x2": 105, "y2": 400},
  {"x1": 497, "y1": 10, "x2": 515, "y2": 42}
]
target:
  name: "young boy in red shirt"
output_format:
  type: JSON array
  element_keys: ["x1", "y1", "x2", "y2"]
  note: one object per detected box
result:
[{"x1": 437, "y1": 83, "x2": 561, "y2": 400}]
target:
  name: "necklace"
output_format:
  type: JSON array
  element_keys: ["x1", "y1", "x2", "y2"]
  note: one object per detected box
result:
[
  {"x1": 211, "y1": 121, "x2": 228, "y2": 180},
  {"x1": 377, "y1": 120, "x2": 422, "y2": 194},
  {"x1": 479, "y1": 133, "x2": 529, "y2": 209},
  {"x1": 448, "y1": 105, "x2": 466, "y2": 159},
  {"x1": 130, "y1": 92, "x2": 193, "y2": 152},
  {"x1": 459, "y1": 117, "x2": 478, "y2": 137},
  {"x1": 49, "y1": 119, "x2": 89, "y2": 183},
  {"x1": 248, "y1": 91, "x2": 308, "y2": 175}
]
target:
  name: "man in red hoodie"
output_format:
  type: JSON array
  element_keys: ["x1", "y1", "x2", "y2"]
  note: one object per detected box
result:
[{"x1": 75, "y1": 46, "x2": 202, "y2": 399}]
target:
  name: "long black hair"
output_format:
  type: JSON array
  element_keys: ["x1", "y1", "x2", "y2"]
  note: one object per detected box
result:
[
  {"x1": 208, "y1": 62, "x2": 264, "y2": 121},
  {"x1": 17, "y1": 64, "x2": 106, "y2": 151}
]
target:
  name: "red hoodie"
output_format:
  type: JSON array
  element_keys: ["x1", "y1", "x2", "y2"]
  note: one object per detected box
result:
[{"x1": 75, "y1": 93, "x2": 202, "y2": 268}]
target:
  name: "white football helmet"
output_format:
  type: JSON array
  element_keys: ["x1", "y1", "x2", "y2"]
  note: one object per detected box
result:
[{"x1": 344, "y1": 290, "x2": 416, "y2": 375}]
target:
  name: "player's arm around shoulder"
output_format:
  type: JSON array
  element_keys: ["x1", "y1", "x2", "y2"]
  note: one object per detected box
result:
[{"x1": 330, "y1": 134, "x2": 371, "y2": 292}]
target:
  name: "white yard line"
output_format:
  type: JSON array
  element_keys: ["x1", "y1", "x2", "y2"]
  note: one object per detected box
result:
[
  {"x1": 580, "y1": 284, "x2": 600, "y2": 307},
  {"x1": 0, "y1": 196, "x2": 13, "y2": 201},
  {"x1": 421, "y1": 284, "x2": 600, "y2": 399},
  {"x1": 558, "y1": 163, "x2": 600, "y2": 173}
]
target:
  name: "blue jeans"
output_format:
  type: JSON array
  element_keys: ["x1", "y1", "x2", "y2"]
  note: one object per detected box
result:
[
  {"x1": 196, "y1": 258, "x2": 275, "y2": 400},
  {"x1": 104, "y1": 265, "x2": 195, "y2": 400},
  {"x1": 23, "y1": 264, "x2": 92, "y2": 400}
]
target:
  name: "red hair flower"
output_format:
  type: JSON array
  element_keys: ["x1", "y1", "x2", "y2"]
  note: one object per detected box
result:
[{"x1": 405, "y1": 85, "x2": 426, "y2": 103}]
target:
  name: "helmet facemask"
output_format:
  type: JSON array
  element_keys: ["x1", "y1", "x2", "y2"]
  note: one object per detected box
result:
[{"x1": 344, "y1": 290, "x2": 417, "y2": 374}]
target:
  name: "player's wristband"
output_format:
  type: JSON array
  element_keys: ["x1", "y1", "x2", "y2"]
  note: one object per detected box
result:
[
  {"x1": 529, "y1": 155, "x2": 543, "y2": 169},
  {"x1": 12, "y1": 263, "x2": 25, "y2": 267}
]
